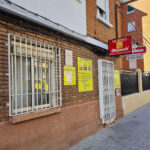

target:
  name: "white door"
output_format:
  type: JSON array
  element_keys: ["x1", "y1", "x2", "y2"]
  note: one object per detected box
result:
[{"x1": 98, "y1": 59, "x2": 116, "y2": 124}]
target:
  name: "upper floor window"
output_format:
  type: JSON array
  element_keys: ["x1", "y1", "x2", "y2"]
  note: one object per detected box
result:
[
  {"x1": 127, "y1": 3, "x2": 135, "y2": 14},
  {"x1": 128, "y1": 21, "x2": 135, "y2": 32},
  {"x1": 97, "y1": 0, "x2": 107, "y2": 20},
  {"x1": 96, "y1": 0, "x2": 112, "y2": 28}
]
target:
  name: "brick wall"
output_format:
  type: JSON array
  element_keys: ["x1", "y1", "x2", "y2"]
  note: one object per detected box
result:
[
  {"x1": 121, "y1": 3, "x2": 144, "y2": 71},
  {"x1": 122, "y1": 55, "x2": 144, "y2": 72},
  {"x1": 86, "y1": 0, "x2": 122, "y2": 43},
  {"x1": 121, "y1": 4, "x2": 144, "y2": 45},
  {"x1": 0, "y1": 11, "x2": 123, "y2": 122},
  {"x1": 0, "y1": 3, "x2": 124, "y2": 149}
]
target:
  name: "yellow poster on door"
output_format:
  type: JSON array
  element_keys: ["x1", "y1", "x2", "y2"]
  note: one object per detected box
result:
[
  {"x1": 64, "y1": 66, "x2": 76, "y2": 85},
  {"x1": 114, "y1": 70, "x2": 121, "y2": 89},
  {"x1": 78, "y1": 57, "x2": 93, "y2": 92}
]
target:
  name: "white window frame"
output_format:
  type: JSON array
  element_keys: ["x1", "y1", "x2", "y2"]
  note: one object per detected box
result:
[
  {"x1": 8, "y1": 34, "x2": 62, "y2": 116},
  {"x1": 128, "y1": 21, "x2": 136, "y2": 32},
  {"x1": 127, "y1": 3, "x2": 135, "y2": 14},
  {"x1": 96, "y1": 0, "x2": 113, "y2": 28}
]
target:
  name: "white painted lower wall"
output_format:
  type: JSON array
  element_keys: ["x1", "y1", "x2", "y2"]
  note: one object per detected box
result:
[{"x1": 122, "y1": 90, "x2": 150, "y2": 115}]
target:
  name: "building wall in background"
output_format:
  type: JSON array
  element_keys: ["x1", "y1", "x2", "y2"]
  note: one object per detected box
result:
[
  {"x1": 10, "y1": 0, "x2": 87, "y2": 35},
  {"x1": 86, "y1": 0, "x2": 122, "y2": 43},
  {"x1": 121, "y1": 0, "x2": 150, "y2": 72},
  {"x1": 136, "y1": 0, "x2": 150, "y2": 72}
]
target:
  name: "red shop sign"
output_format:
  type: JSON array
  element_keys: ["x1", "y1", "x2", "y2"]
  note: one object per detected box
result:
[
  {"x1": 109, "y1": 36, "x2": 132, "y2": 56},
  {"x1": 132, "y1": 46, "x2": 147, "y2": 54}
]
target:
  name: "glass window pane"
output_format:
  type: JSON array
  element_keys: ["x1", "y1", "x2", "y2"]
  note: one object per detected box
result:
[
  {"x1": 128, "y1": 3, "x2": 134, "y2": 12},
  {"x1": 98, "y1": 7, "x2": 106, "y2": 19},
  {"x1": 13, "y1": 56, "x2": 32, "y2": 110},
  {"x1": 34, "y1": 59, "x2": 50, "y2": 107},
  {"x1": 97, "y1": 0, "x2": 106, "y2": 11}
]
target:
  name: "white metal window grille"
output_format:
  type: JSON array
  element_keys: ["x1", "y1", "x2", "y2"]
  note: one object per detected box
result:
[
  {"x1": 8, "y1": 34, "x2": 62, "y2": 116},
  {"x1": 98, "y1": 59, "x2": 116, "y2": 124}
]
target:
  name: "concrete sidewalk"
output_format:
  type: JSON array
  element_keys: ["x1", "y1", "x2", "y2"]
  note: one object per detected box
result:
[{"x1": 68, "y1": 103, "x2": 150, "y2": 150}]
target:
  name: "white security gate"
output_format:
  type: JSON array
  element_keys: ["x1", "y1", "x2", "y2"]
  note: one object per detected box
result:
[{"x1": 98, "y1": 59, "x2": 116, "y2": 124}]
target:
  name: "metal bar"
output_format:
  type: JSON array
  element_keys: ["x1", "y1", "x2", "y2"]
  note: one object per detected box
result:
[
  {"x1": 25, "y1": 38, "x2": 29, "y2": 112},
  {"x1": 11, "y1": 50, "x2": 14, "y2": 113},
  {"x1": 59, "y1": 48, "x2": 62, "y2": 106},
  {"x1": 52, "y1": 46, "x2": 55, "y2": 107},
  {"x1": 40, "y1": 43, "x2": 43, "y2": 109},
  {"x1": 48, "y1": 45, "x2": 51, "y2": 107},
  {"x1": 11, "y1": 92, "x2": 48, "y2": 96},
  {"x1": 44, "y1": 44, "x2": 47, "y2": 108},
  {"x1": 8, "y1": 34, "x2": 11, "y2": 116},
  {"x1": 31, "y1": 40, "x2": 34, "y2": 112},
  {"x1": 20, "y1": 37, "x2": 23, "y2": 113},
  {"x1": 14, "y1": 36, "x2": 18, "y2": 115},
  {"x1": 112, "y1": 63, "x2": 116, "y2": 119},
  {"x1": 55, "y1": 47, "x2": 58, "y2": 107},
  {"x1": 36, "y1": 41, "x2": 39, "y2": 110}
]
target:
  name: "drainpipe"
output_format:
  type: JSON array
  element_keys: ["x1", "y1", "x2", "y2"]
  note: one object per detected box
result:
[{"x1": 115, "y1": 3, "x2": 119, "y2": 38}]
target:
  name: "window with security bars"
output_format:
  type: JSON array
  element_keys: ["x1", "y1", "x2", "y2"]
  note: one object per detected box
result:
[
  {"x1": 8, "y1": 34, "x2": 62, "y2": 116},
  {"x1": 128, "y1": 21, "x2": 135, "y2": 32}
]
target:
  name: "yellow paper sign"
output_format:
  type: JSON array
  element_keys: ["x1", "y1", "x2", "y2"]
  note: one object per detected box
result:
[
  {"x1": 35, "y1": 80, "x2": 49, "y2": 92},
  {"x1": 114, "y1": 70, "x2": 121, "y2": 89},
  {"x1": 64, "y1": 66, "x2": 76, "y2": 85},
  {"x1": 78, "y1": 57, "x2": 93, "y2": 92}
]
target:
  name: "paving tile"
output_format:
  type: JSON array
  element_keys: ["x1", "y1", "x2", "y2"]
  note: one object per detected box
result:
[{"x1": 68, "y1": 103, "x2": 150, "y2": 150}]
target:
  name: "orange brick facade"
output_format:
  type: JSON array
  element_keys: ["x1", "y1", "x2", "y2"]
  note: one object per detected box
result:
[
  {"x1": 86, "y1": 0, "x2": 122, "y2": 43},
  {"x1": 0, "y1": 0, "x2": 123, "y2": 149},
  {"x1": 120, "y1": 2, "x2": 145, "y2": 72}
]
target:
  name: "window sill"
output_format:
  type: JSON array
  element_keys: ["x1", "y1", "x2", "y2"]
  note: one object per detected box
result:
[
  {"x1": 96, "y1": 15, "x2": 113, "y2": 28},
  {"x1": 10, "y1": 107, "x2": 61, "y2": 124},
  {"x1": 128, "y1": 30, "x2": 136, "y2": 32}
]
